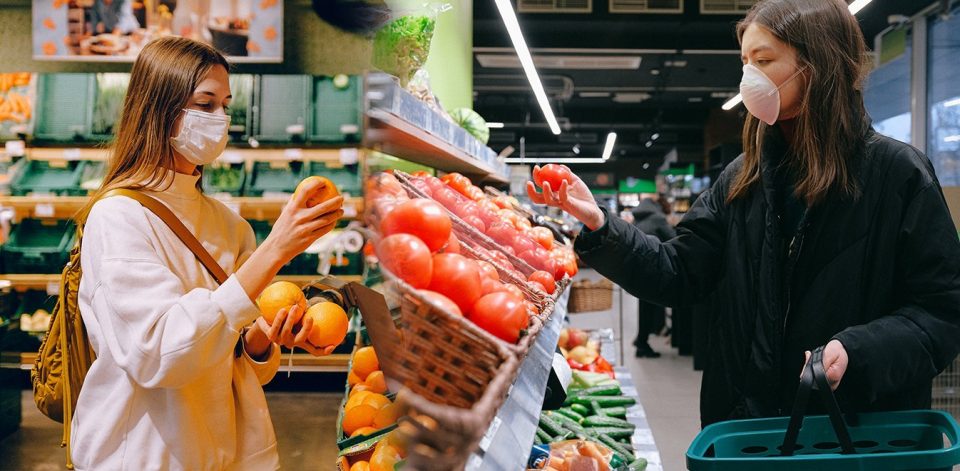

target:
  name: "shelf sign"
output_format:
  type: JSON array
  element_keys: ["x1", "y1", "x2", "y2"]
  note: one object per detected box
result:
[
  {"x1": 283, "y1": 148, "x2": 304, "y2": 160},
  {"x1": 477, "y1": 416, "x2": 502, "y2": 452},
  {"x1": 34, "y1": 204, "x2": 55, "y2": 218},
  {"x1": 46, "y1": 281, "x2": 60, "y2": 296},
  {"x1": 339, "y1": 148, "x2": 359, "y2": 166},
  {"x1": 63, "y1": 148, "x2": 82, "y2": 160}
]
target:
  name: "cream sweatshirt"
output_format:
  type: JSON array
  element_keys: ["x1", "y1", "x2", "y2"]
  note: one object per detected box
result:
[{"x1": 71, "y1": 170, "x2": 282, "y2": 471}]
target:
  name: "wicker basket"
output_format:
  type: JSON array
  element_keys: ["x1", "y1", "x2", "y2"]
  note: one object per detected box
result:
[{"x1": 567, "y1": 279, "x2": 614, "y2": 313}]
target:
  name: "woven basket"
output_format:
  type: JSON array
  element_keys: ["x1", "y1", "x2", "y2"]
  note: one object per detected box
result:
[{"x1": 567, "y1": 279, "x2": 615, "y2": 313}]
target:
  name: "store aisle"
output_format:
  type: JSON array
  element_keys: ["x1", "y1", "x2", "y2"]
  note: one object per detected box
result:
[{"x1": 0, "y1": 390, "x2": 343, "y2": 471}]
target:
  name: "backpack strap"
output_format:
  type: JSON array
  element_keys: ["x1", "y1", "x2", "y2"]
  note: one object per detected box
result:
[{"x1": 100, "y1": 189, "x2": 229, "y2": 285}]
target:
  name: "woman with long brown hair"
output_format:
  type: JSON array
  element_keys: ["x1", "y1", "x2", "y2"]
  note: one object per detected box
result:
[
  {"x1": 71, "y1": 37, "x2": 343, "y2": 469},
  {"x1": 530, "y1": 0, "x2": 960, "y2": 426}
]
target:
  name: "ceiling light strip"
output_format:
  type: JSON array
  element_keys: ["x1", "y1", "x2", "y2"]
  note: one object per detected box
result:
[
  {"x1": 493, "y1": 0, "x2": 562, "y2": 135},
  {"x1": 601, "y1": 132, "x2": 617, "y2": 161}
]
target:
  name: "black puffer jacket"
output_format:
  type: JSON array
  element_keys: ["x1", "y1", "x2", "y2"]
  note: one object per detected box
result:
[
  {"x1": 575, "y1": 129, "x2": 960, "y2": 426},
  {"x1": 632, "y1": 199, "x2": 676, "y2": 242}
]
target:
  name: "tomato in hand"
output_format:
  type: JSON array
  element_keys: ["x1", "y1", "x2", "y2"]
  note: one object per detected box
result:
[
  {"x1": 377, "y1": 234, "x2": 432, "y2": 288},
  {"x1": 380, "y1": 199, "x2": 452, "y2": 252},
  {"x1": 417, "y1": 289, "x2": 462, "y2": 316},
  {"x1": 468, "y1": 291, "x2": 529, "y2": 343},
  {"x1": 528, "y1": 270, "x2": 556, "y2": 294},
  {"x1": 428, "y1": 253, "x2": 483, "y2": 315},
  {"x1": 533, "y1": 164, "x2": 574, "y2": 191}
]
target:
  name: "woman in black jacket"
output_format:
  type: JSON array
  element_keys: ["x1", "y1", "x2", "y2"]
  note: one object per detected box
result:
[{"x1": 529, "y1": 0, "x2": 960, "y2": 427}]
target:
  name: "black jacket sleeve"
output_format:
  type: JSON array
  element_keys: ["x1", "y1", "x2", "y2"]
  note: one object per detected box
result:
[
  {"x1": 833, "y1": 181, "x2": 960, "y2": 402},
  {"x1": 574, "y1": 167, "x2": 732, "y2": 306}
]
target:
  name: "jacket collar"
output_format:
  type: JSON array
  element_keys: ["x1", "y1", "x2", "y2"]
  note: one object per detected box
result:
[{"x1": 758, "y1": 124, "x2": 792, "y2": 210}]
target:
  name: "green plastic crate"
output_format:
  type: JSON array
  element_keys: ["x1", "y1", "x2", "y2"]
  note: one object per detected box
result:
[
  {"x1": 254, "y1": 75, "x2": 311, "y2": 142},
  {"x1": 687, "y1": 410, "x2": 960, "y2": 471},
  {"x1": 0, "y1": 368, "x2": 21, "y2": 439},
  {"x1": 90, "y1": 73, "x2": 130, "y2": 140},
  {"x1": 202, "y1": 163, "x2": 247, "y2": 196},
  {"x1": 34, "y1": 73, "x2": 96, "y2": 142},
  {"x1": 10, "y1": 159, "x2": 88, "y2": 196},
  {"x1": 228, "y1": 74, "x2": 255, "y2": 142},
  {"x1": 244, "y1": 160, "x2": 305, "y2": 197},
  {"x1": 0, "y1": 219, "x2": 75, "y2": 274},
  {"x1": 311, "y1": 76, "x2": 362, "y2": 143},
  {"x1": 248, "y1": 219, "x2": 316, "y2": 275},
  {"x1": 305, "y1": 161, "x2": 361, "y2": 196}
]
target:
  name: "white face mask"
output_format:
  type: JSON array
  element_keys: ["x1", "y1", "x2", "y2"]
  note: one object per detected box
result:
[
  {"x1": 170, "y1": 108, "x2": 231, "y2": 165},
  {"x1": 739, "y1": 64, "x2": 805, "y2": 126}
]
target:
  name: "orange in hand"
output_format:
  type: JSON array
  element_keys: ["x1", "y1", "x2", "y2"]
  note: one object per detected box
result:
[
  {"x1": 256, "y1": 281, "x2": 306, "y2": 325},
  {"x1": 294, "y1": 176, "x2": 340, "y2": 208},
  {"x1": 303, "y1": 301, "x2": 348, "y2": 347}
]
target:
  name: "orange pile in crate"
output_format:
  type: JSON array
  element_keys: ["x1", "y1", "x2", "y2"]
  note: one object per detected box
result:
[{"x1": 344, "y1": 347, "x2": 399, "y2": 437}]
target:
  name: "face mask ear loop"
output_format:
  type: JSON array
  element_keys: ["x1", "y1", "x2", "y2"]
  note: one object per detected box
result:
[{"x1": 767, "y1": 65, "x2": 807, "y2": 97}]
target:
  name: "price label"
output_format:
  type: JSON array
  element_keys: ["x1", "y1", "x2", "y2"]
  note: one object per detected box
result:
[
  {"x1": 283, "y1": 148, "x2": 304, "y2": 160},
  {"x1": 342, "y1": 203, "x2": 358, "y2": 218},
  {"x1": 35, "y1": 204, "x2": 55, "y2": 218},
  {"x1": 477, "y1": 416, "x2": 502, "y2": 452},
  {"x1": 339, "y1": 148, "x2": 359, "y2": 165},
  {"x1": 46, "y1": 281, "x2": 60, "y2": 296},
  {"x1": 340, "y1": 124, "x2": 360, "y2": 135},
  {"x1": 221, "y1": 150, "x2": 244, "y2": 164},
  {"x1": 63, "y1": 148, "x2": 82, "y2": 160}
]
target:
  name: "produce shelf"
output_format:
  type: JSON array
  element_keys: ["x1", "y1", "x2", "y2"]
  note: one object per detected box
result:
[
  {"x1": 0, "y1": 274, "x2": 362, "y2": 292},
  {"x1": 0, "y1": 196, "x2": 364, "y2": 222},
  {"x1": 0, "y1": 351, "x2": 350, "y2": 373},
  {"x1": 467, "y1": 289, "x2": 569, "y2": 469},
  {"x1": 24, "y1": 147, "x2": 356, "y2": 164}
]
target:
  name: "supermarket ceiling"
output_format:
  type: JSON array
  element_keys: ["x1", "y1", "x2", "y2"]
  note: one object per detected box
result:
[{"x1": 472, "y1": 0, "x2": 936, "y2": 166}]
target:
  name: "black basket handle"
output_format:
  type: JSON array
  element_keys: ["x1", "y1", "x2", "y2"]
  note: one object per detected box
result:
[{"x1": 780, "y1": 346, "x2": 856, "y2": 456}]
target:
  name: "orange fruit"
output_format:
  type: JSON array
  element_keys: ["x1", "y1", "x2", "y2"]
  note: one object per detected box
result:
[
  {"x1": 295, "y1": 176, "x2": 339, "y2": 208},
  {"x1": 257, "y1": 281, "x2": 306, "y2": 325},
  {"x1": 345, "y1": 390, "x2": 373, "y2": 411},
  {"x1": 373, "y1": 403, "x2": 399, "y2": 429},
  {"x1": 364, "y1": 371, "x2": 387, "y2": 394},
  {"x1": 370, "y1": 444, "x2": 401, "y2": 471},
  {"x1": 361, "y1": 393, "x2": 390, "y2": 411},
  {"x1": 349, "y1": 384, "x2": 371, "y2": 396},
  {"x1": 304, "y1": 302, "x2": 349, "y2": 347},
  {"x1": 348, "y1": 370, "x2": 363, "y2": 388},
  {"x1": 342, "y1": 404, "x2": 377, "y2": 436},
  {"x1": 349, "y1": 461, "x2": 370, "y2": 471},
  {"x1": 352, "y1": 346, "x2": 379, "y2": 381},
  {"x1": 350, "y1": 426, "x2": 377, "y2": 438},
  {"x1": 381, "y1": 430, "x2": 406, "y2": 455}
]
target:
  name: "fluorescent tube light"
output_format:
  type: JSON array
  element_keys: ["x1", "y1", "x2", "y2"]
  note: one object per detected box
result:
[
  {"x1": 848, "y1": 0, "x2": 872, "y2": 15},
  {"x1": 722, "y1": 94, "x2": 743, "y2": 110},
  {"x1": 601, "y1": 132, "x2": 617, "y2": 161},
  {"x1": 944, "y1": 98, "x2": 960, "y2": 108},
  {"x1": 944, "y1": 135, "x2": 960, "y2": 143},
  {"x1": 487, "y1": 122, "x2": 505, "y2": 128},
  {"x1": 504, "y1": 158, "x2": 605, "y2": 164}
]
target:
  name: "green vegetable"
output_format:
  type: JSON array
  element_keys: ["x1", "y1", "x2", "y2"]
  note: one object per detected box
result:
[
  {"x1": 535, "y1": 427, "x2": 551, "y2": 444},
  {"x1": 206, "y1": 166, "x2": 243, "y2": 191},
  {"x1": 591, "y1": 401, "x2": 604, "y2": 417},
  {"x1": 449, "y1": 108, "x2": 490, "y2": 144},
  {"x1": 598, "y1": 406, "x2": 628, "y2": 418},
  {"x1": 572, "y1": 384, "x2": 622, "y2": 397},
  {"x1": 373, "y1": 15, "x2": 436, "y2": 87},
  {"x1": 628, "y1": 458, "x2": 648, "y2": 470},
  {"x1": 596, "y1": 433, "x2": 636, "y2": 462},
  {"x1": 550, "y1": 412, "x2": 590, "y2": 439},
  {"x1": 550, "y1": 431, "x2": 574, "y2": 443},
  {"x1": 570, "y1": 403, "x2": 591, "y2": 416},
  {"x1": 571, "y1": 395, "x2": 636, "y2": 407},
  {"x1": 538, "y1": 413, "x2": 564, "y2": 437},
  {"x1": 555, "y1": 408, "x2": 585, "y2": 423},
  {"x1": 584, "y1": 415, "x2": 634, "y2": 429},
  {"x1": 586, "y1": 427, "x2": 634, "y2": 439},
  {"x1": 572, "y1": 370, "x2": 620, "y2": 389}
]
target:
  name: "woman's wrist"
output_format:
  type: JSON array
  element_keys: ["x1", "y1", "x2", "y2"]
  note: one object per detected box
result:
[
  {"x1": 244, "y1": 325, "x2": 273, "y2": 361},
  {"x1": 583, "y1": 206, "x2": 606, "y2": 231}
]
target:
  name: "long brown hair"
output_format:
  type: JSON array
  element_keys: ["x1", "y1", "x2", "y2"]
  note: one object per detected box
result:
[
  {"x1": 78, "y1": 37, "x2": 229, "y2": 222},
  {"x1": 727, "y1": 0, "x2": 871, "y2": 205}
]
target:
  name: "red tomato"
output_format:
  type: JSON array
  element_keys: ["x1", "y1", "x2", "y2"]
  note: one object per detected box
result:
[
  {"x1": 428, "y1": 254, "x2": 483, "y2": 315},
  {"x1": 534, "y1": 164, "x2": 574, "y2": 191},
  {"x1": 552, "y1": 251, "x2": 578, "y2": 279},
  {"x1": 425, "y1": 176, "x2": 446, "y2": 194},
  {"x1": 417, "y1": 289, "x2": 462, "y2": 316},
  {"x1": 501, "y1": 245, "x2": 517, "y2": 257},
  {"x1": 367, "y1": 172, "x2": 406, "y2": 198},
  {"x1": 380, "y1": 199, "x2": 452, "y2": 253},
  {"x1": 528, "y1": 270, "x2": 556, "y2": 294},
  {"x1": 529, "y1": 226, "x2": 554, "y2": 250},
  {"x1": 515, "y1": 217, "x2": 532, "y2": 232},
  {"x1": 440, "y1": 173, "x2": 472, "y2": 195},
  {"x1": 463, "y1": 215, "x2": 486, "y2": 233},
  {"x1": 479, "y1": 199, "x2": 500, "y2": 216},
  {"x1": 511, "y1": 236, "x2": 538, "y2": 256},
  {"x1": 498, "y1": 209, "x2": 521, "y2": 228},
  {"x1": 487, "y1": 221, "x2": 518, "y2": 246},
  {"x1": 377, "y1": 234, "x2": 432, "y2": 288},
  {"x1": 503, "y1": 284, "x2": 525, "y2": 300},
  {"x1": 408, "y1": 178, "x2": 433, "y2": 197},
  {"x1": 480, "y1": 277, "x2": 505, "y2": 295},
  {"x1": 465, "y1": 185, "x2": 485, "y2": 201},
  {"x1": 492, "y1": 196, "x2": 512, "y2": 209},
  {"x1": 478, "y1": 208, "x2": 501, "y2": 227},
  {"x1": 476, "y1": 260, "x2": 500, "y2": 281},
  {"x1": 452, "y1": 200, "x2": 480, "y2": 221},
  {"x1": 529, "y1": 280, "x2": 549, "y2": 294},
  {"x1": 442, "y1": 232, "x2": 461, "y2": 254},
  {"x1": 468, "y1": 292, "x2": 529, "y2": 343},
  {"x1": 411, "y1": 170, "x2": 432, "y2": 178}
]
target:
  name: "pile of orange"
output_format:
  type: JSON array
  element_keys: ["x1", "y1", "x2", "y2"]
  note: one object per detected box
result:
[
  {"x1": 347, "y1": 429, "x2": 407, "y2": 471},
  {"x1": 342, "y1": 347, "x2": 397, "y2": 438},
  {"x1": 347, "y1": 346, "x2": 387, "y2": 395}
]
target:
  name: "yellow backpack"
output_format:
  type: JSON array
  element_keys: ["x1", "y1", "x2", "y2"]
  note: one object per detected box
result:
[{"x1": 31, "y1": 189, "x2": 229, "y2": 469}]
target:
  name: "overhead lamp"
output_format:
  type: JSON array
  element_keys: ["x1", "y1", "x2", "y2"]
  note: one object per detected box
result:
[
  {"x1": 572, "y1": 144, "x2": 581, "y2": 155},
  {"x1": 644, "y1": 140, "x2": 653, "y2": 148},
  {"x1": 487, "y1": 122, "x2": 506, "y2": 128},
  {"x1": 504, "y1": 157, "x2": 606, "y2": 163},
  {"x1": 722, "y1": 0, "x2": 871, "y2": 112},
  {"x1": 643, "y1": 162, "x2": 650, "y2": 169},
  {"x1": 493, "y1": 0, "x2": 562, "y2": 135},
  {"x1": 945, "y1": 135, "x2": 960, "y2": 143},
  {"x1": 651, "y1": 132, "x2": 660, "y2": 141},
  {"x1": 601, "y1": 132, "x2": 617, "y2": 161},
  {"x1": 944, "y1": 98, "x2": 960, "y2": 108}
]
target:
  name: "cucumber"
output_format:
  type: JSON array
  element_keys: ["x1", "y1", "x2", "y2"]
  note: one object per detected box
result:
[
  {"x1": 584, "y1": 415, "x2": 634, "y2": 429},
  {"x1": 535, "y1": 428, "x2": 551, "y2": 444},
  {"x1": 571, "y1": 384, "x2": 622, "y2": 397},
  {"x1": 596, "y1": 433, "x2": 636, "y2": 462},
  {"x1": 550, "y1": 431, "x2": 574, "y2": 443},
  {"x1": 571, "y1": 395, "x2": 636, "y2": 407},
  {"x1": 570, "y1": 403, "x2": 591, "y2": 416},
  {"x1": 538, "y1": 413, "x2": 565, "y2": 437},
  {"x1": 551, "y1": 412, "x2": 590, "y2": 439},
  {"x1": 628, "y1": 458, "x2": 648, "y2": 470},
  {"x1": 555, "y1": 408, "x2": 585, "y2": 423},
  {"x1": 599, "y1": 406, "x2": 628, "y2": 418},
  {"x1": 591, "y1": 400, "x2": 604, "y2": 416},
  {"x1": 586, "y1": 427, "x2": 634, "y2": 439}
]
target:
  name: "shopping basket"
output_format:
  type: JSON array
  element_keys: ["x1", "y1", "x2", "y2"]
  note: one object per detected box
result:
[{"x1": 687, "y1": 346, "x2": 960, "y2": 471}]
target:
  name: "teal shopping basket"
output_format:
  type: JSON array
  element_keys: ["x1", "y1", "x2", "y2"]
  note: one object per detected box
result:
[{"x1": 687, "y1": 347, "x2": 960, "y2": 471}]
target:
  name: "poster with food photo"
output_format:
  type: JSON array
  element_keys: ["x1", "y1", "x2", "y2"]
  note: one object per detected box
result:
[{"x1": 33, "y1": 0, "x2": 282, "y2": 62}]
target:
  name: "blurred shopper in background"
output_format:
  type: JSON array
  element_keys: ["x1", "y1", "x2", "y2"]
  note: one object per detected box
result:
[{"x1": 630, "y1": 196, "x2": 675, "y2": 358}]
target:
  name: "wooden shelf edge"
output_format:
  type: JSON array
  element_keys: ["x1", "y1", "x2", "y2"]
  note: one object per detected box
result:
[
  {"x1": 3, "y1": 352, "x2": 349, "y2": 372},
  {"x1": 0, "y1": 274, "x2": 362, "y2": 291}
]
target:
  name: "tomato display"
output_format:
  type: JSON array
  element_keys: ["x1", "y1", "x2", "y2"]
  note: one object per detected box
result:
[
  {"x1": 528, "y1": 270, "x2": 556, "y2": 294},
  {"x1": 529, "y1": 226, "x2": 554, "y2": 250},
  {"x1": 442, "y1": 232, "x2": 460, "y2": 254},
  {"x1": 417, "y1": 290, "x2": 462, "y2": 316},
  {"x1": 476, "y1": 260, "x2": 499, "y2": 281},
  {"x1": 377, "y1": 234, "x2": 433, "y2": 289},
  {"x1": 468, "y1": 292, "x2": 529, "y2": 343},
  {"x1": 427, "y1": 253, "x2": 483, "y2": 315},
  {"x1": 379, "y1": 199, "x2": 452, "y2": 253},
  {"x1": 440, "y1": 173, "x2": 472, "y2": 196},
  {"x1": 533, "y1": 164, "x2": 574, "y2": 191}
]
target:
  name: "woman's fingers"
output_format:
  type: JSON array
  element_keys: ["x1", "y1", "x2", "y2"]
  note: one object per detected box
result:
[
  {"x1": 306, "y1": 195, "x2": 345, "y2": 220},
  {"x1": 526, "y1": 181, "x2": 546, "y2": 204},
  {"x1": 559, "y1": 180, "x2": 570, "y2": 206},
  {"x1": 266, "y1": 308, "x2": 287, "y2": 342},
  {"x1": 293, "y1": 313, "x2": 314, "y2": 347},
  {"x1": 297, "y1": 342, "x2": 323, "y2": 356},
  {"x1": 280, "y1": 305, "x2": 303, "y2": 347},
  {"x1": 542, "y1": 182, "x2": 561, "y2": 207},
  {"x1": 322, "y1": 345, "x2": 336, "y2": 356}
]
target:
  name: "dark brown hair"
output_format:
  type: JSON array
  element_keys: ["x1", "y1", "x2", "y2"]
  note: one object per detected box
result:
[
  {"x1": 79, "y1": 37, "x2": 229, "y2": 221},
  {"x1": 728, "y1": 0, "x2": 872, "y2": 205}
]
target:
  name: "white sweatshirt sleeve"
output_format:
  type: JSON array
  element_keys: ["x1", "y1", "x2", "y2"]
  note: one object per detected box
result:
[
  {"x1": 83, "y1": 198, "x2": 262, "y2": 389},
  {"x1": 235, "y1": 220, "x2": 282, "y2": 384}
]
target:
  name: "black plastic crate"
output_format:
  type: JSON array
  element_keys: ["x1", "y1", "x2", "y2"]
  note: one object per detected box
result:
[{"x1": 0, "y1": 219, "x2": 75, "y2": 274}]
